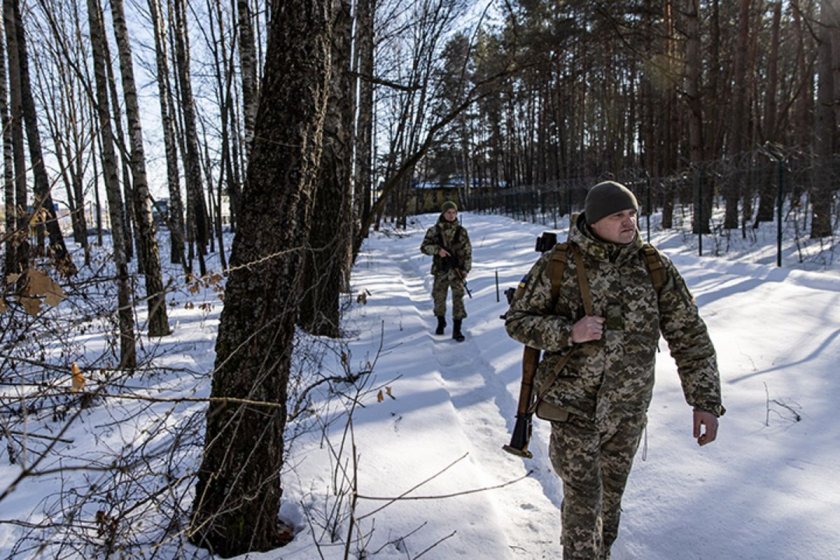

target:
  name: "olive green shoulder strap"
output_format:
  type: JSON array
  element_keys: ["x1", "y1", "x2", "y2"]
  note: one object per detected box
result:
[
  {"x1": 547, "y1": 242, "x2": 569, "y2": 305},
  {"x1": 640, "y1": 243, "x2": 667, "y2": 295},
  {"x1": 547, "y1": 242, "x2": 594, "y2": 314}
]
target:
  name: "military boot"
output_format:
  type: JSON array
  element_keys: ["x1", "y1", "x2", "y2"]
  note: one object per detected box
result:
[
  {"x1": 452, "y1": 319, "x2": 465, "y2": 342},
  {"x1": 435, "y1": 316, "x2": 446, "y2": 335}
]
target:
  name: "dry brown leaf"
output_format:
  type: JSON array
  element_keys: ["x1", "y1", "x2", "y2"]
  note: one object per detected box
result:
[
  {"x1": 23, "y1": 269, "x2": 65, "y2": 307},
  {"x1": 29, "y1": 209, "x2": 47, "y2": 226},
  {"x1": 27, "y1": 269, "x2": 52, "y2": 294},
  {"x1": 20, "y1": 296, "x2": 41, "y2": 316},
  {"x1": 0, "y1": 298, "x2": 6, "y2": 314},
  {"x1": 44, "y1": 285, "x2": 66, "y2": 307},
  {"x1": 71, "y1": 362, "x2": 86, "y2": 392},
  {"x1": 6, "y1": 273, "x2": 20, "y2": 284},
  {"x1": 376, "y1": 389, "x2": 384, "y2": 403}
]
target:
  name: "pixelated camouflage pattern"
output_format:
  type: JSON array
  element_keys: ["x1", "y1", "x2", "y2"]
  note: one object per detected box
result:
[
  {"x1": 505, "y1": 214, "x2": 723, "y2": 421},
  {"x1": 432, "y1": 273, "x2": 467, "y2": 319},
  {"x1": 549, "y1": 410, "x2": 647, "y2": 559},
  {"x1": 505, "y1": 214, "x2": 723, "y2": 558},
  {"x1": 421, "y1": 215, "x2": 472, "y2": 319}
]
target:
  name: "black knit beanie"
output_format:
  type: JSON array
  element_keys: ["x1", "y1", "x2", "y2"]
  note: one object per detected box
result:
[{"x1": 584, "y1": 181, "x2": 638, "y2": 225}]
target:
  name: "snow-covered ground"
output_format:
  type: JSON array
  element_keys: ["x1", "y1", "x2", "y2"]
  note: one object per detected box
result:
[
  {"x1": 273, "y1": 211, "x2": 840, "y2": 560},
  {"x1": 2, "y1": 211, "x2": 839, "y2": 559}
]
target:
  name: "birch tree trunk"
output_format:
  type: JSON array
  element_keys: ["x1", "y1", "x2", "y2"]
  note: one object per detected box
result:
[
  {"x1": 189, "y1": 0, "x2": 333, "y2": 554},
  {"x1": 7, "y1": 0, "x2": 75, "y2": 275},
  {"x1": 111, "y1": 0, "x2": 170, "y2": 336},
  {"x1": 299, "y1": 0, "x2": 352, "y2": 336},
  {"x1": 86, "y1": 0, "x2": 136, "y2": 368},
  {"x1": 147, "y1": 0, "x2": 186, "y2": 267},
  {"x1": 34, "y1": 50, "x2": 86, "y2": 252},
  {"x1": 172, "y1": 0, "x2": 208, "y2": 276},
  {"x1": 0, "y1": 10, "x2": 16, "y2": 275},
  {"x1": 203, "y1": 0, "x2": 232, "y2": 265},
  {"x1": 225, "y1": 92, "x2": 242, "y2": 231},
  {"x1": 102, "y1": 30, "x2": 135, "y2": 264},
  {"x1": 236, "y1": 0, "x2": 258, "y2": 158},
  {"x1": 89, "y1": 101, "x2": 104, "y2": 245},
  {"x1": 353, "y1": 0, "x2": 375, "y2": 250}
]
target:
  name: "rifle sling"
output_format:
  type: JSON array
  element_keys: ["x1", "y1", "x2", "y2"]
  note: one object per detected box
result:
[
  {"x1": 526, "y1": 245, "x2": 592, "y2": 415},
  {"x1": 526, "y1": 350, "x2": 574, "y2": 415},
  {"x1": 571, "y1": 244, "x2": 594, "y2": 315}
]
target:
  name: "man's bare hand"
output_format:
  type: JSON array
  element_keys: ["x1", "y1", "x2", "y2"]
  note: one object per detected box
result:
[
  {"x1": 693, "y1": 409, "x2": 719, "y2": 446},
  {"x1": 571, "y1": 315, "x2": 605, "y2": 343}
]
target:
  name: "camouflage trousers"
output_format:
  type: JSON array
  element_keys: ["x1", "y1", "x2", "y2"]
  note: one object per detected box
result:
[
  {"x1": 548, "y1": 410, "x2": 647, "y2": 560},
  {"x1": 432, "y1": 271, "x2": 467, "y2": 319}
]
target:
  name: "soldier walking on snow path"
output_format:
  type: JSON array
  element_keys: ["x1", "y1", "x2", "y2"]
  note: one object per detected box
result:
[
  {"x1": 420, "y1": 201, "x2": 472, "y2": 342},
  {"x1": 505, "y1": 181, "x2": 725, "y2": 559}
]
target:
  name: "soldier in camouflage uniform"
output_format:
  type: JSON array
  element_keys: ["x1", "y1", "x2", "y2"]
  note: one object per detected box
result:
[
  {"x1": 420, "y1": 201, "x2": 472, "y2": 342},
  {"x1": 505, "y1": 181, "x2": 724, "y2": 559}
]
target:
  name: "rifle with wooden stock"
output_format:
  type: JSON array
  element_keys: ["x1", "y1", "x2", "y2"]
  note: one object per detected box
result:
[
  {"x1": 502, "y1": 345, "x2": 540, "y2": 458},
  {"x1": 502, "y1": 230, "x2": 581, "y2": 459}
]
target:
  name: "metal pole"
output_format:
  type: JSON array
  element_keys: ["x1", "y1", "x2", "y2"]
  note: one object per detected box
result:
[{"x1": 495, "y1": 270, "x2": 500, "y2": 302}]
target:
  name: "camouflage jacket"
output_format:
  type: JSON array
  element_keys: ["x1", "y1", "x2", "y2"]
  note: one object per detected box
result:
[
  {"x1": 420, "y1": 216, "x2": 472, "y2": 276},
  {"x1": 505, "y1": 215, "x2": 724, "y2": 424}
]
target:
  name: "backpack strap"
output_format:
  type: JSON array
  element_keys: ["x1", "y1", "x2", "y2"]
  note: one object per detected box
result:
[
  {"x1": 570, "y1": 245, "x2": 594, "y2": 316},
  {"x1": 640, "y1": 243, "x2": 667, "y2": 295},
  {"x1": 547, "y1": 242, "x2": 569, "y2": 305},
  {"x1": 546, "y1": 242, "x2": 593, "y2": 315}
]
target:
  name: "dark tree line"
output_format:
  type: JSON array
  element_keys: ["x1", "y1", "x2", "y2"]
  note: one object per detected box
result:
[{"x1": 420, "y1": 1, "x2": 838, "y2": 239}]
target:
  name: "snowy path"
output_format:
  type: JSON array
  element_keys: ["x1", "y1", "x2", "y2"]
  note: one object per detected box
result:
[
  {"x1": 281, "y1": 216, "x2": 568, "y2": 559},
  {"x1": 334, "y1": 213, "x2": 576, "y2": 558}
]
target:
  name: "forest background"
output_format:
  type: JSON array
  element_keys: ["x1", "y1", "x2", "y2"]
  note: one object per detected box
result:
[{"x1": 1, "y1": 0, "x2": 839, "y2": 557}]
